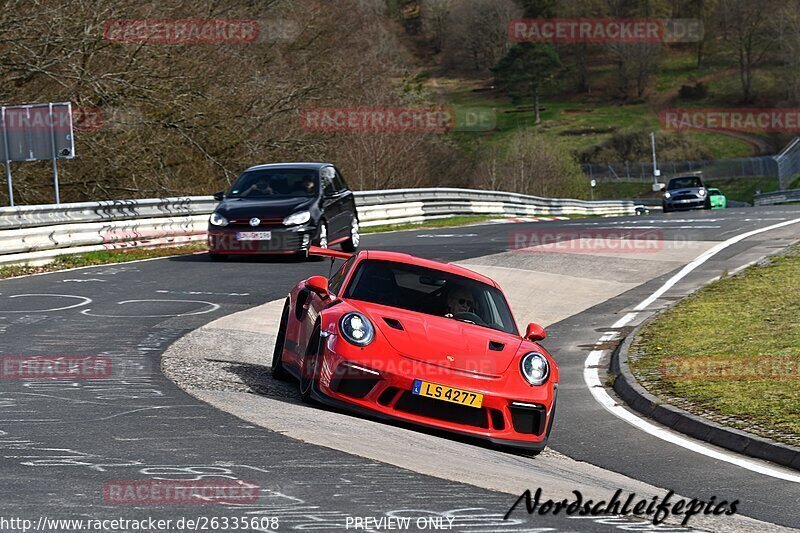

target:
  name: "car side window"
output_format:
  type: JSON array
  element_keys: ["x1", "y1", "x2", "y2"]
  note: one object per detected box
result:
[
  {"x1": 321, "y1": 167, "x2": 336, "y2": 196},
  {"x1": 328, "y1": 256, "x2": 357, "y2": 295},
  {"x1": 333, "y1": 170, "x2": 347, "y2": 192}
]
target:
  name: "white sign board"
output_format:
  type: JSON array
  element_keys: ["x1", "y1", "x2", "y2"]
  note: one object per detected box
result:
[{"x1": 1, "y1": 103, "x2": 75, "y2": 161}]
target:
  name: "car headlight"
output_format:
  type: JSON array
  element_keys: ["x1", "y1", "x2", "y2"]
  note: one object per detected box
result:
[
  {"x1": 699, "y1": 189, "x2": 707, "y2": 196},
  {"x1": 339, "y1": 312, "x2": 374, "y2": 346},
  {"x1": 209, "y1": 212, "x2": 229, "y2": 227},
  {"x1": 664, "y1": 192, "x2": 671, "y2": 199},
  {"x1": 283, "y1": 210, "x2": 311, "y2": 226},
  {"x1": 520, "y1": 352, "x2": 550, "y2": 386}
]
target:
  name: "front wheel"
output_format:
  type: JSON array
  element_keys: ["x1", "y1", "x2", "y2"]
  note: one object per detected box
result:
[
  {"x1": 271, "y1": 299, "x2": 291, "y2": 381},
  {"x1": 315, "y1": 221, "x2": 329, "y2": 249},
  {"x1": 340, "y1": 216, "x2": 360, "y2": 252},
  {"x1": 299, "y1": 323, "x2": 323, "y2": 403}
]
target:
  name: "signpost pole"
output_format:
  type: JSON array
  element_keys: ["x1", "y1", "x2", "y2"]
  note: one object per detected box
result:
[
  {"x1": 49, "y1": 103, "x2": 60, "y2": 205},
  {"x1": 1, "y1": 107, "x2": 13, "y2": 207}
]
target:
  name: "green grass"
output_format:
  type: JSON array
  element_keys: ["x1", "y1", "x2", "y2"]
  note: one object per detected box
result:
[
  {"x1": 629, "y1": 246, "x2": 800, "y2": 444},
  {"x1": 361, "y1": 215, "x2": 502, "y2": 234},
  {"x1": 0, "y1": 244, "x2": 206, "y2": 279},
  {"x1": 442, "y1": 79, "x2": 754, "y2": 159}
]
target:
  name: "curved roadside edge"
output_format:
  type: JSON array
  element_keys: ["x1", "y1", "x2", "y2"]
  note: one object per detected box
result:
[
  {"x1": 159, "y1": 301, "x2": 793, "y2": 533},
  {"x1": 611, "y1": 312, "x2": 800, "y2": 472}
]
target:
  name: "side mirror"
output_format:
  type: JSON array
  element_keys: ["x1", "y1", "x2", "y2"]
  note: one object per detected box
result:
[
  {"x1": 306, "y1": 275, "x2": 330, "y2": 298},
  {"x1": 525, "y1": 322, "x2": 546, "y2": 342},
  {"x1": 213, "y1": 191, "x2": 225, "y2": 201}
]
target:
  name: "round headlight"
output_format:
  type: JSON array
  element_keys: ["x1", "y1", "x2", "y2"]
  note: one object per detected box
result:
[
  {"x1": 283, "y1": 210, "x2": 311, "y2": 226},
  {"x1": 520, "y1": 352, "x2": 549, "y2": 386},
  {"x1": 339, "y1": 312, "x2": 374, "y2": 346},
  {"x1": 209, "y1": 212, "x2": 229, "y2": 227},
  {"x1": 699, "y1": 189, "x2": 707, "y2": 196},
  {"x1": 664, "y1": 192, "x2": 671, "y2": 199}
]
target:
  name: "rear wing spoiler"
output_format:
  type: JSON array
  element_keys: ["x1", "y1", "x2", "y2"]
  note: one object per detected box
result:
[{"x1": 307, "y1": 246, "x2": 353, "y2": 260}]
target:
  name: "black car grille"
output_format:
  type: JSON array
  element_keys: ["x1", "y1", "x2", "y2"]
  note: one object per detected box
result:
[
  {"x1": 227, "y1": 217, "x2": 285, "y2": 229},
  {"x1": 508, "y1": 403, "x2": 547, "y2": 435},
  {"x1": 330, "y1": 364, "x2": 381, "y2": 399},
  {"x1": 209, "y1": 232, "x2": 305, "y2": 251},
  {"x1": 393, "y1": 391, "x2": 488, "y2": 428}
]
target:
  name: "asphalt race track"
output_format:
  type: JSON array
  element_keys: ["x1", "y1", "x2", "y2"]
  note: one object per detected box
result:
[{"x1": 1, "y1": 206, "x2": 799, "y2": 532}]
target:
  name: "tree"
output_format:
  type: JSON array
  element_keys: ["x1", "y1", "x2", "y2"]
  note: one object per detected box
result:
[
  {"x1": 717, "y1": 0, "x2": 777, "y2": 103},
  {"x1": 492, "y1": 43, "x2": 561, "y2": 124}
]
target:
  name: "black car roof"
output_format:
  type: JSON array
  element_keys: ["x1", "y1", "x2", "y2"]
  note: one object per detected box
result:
[{"x1": 244, "y1": 162, "x2": 333, "y2": 171}]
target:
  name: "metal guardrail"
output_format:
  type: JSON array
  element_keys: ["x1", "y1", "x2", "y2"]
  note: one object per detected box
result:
[
  {"x1": 753, "y1": 189, "x2": 800, "y2": 206},
  {"x1": 0, "y1": 188, "x2": 635, "y2": 266}
]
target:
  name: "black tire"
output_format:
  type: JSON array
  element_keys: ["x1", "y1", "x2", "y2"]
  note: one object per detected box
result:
[
  {"x1": 299, "y1": 322, "x2": 322, "y2": 403},
  {"x1": 340, "y1": 216, "x2": 360, "y2": 253},
  {"x1": 662, "y1": 202, "x2": 671, "y2": 214},
  {"x1": 209, "y1": 252, "x2": 228, "y2": 261},
  {"x1": 314, "y1": 220, "x2": 329, "y2": 249},
  {"x1": 704, "y1": 197, "x2": 712, "y2": 210},
  {"x1": 271, "y1": 299, "x2": 291, "y2": 381}
]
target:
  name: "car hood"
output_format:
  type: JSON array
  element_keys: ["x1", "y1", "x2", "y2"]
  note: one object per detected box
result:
[
  {"x1": 348, "y1": 300, "x2": 522, "y2": 376},
  {"x1": 215, "y1": 197, "x2": 317, "y2": 219}
]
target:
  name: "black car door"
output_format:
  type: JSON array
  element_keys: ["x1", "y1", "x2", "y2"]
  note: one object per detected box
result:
[
  {"x1": 320, "y1": 167, "x2": 345, "y2": 240},
  {"x1": 333, "y1": 168, "x2": 357, "y2": 238}
]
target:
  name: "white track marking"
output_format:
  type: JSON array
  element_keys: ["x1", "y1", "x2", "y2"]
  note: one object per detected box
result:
[
  {"x1": 416, "y1": 234, "x2": 479, "y2": 238},
  {"x1": 584, "y1": 216, "x2": 800, "y2": 483},
  {"x1": 4, "y1": 294, "x2": 92, "y2": 313},
  {"x1": 80, "y1": 299, "x2": 220, "y2": 318}
]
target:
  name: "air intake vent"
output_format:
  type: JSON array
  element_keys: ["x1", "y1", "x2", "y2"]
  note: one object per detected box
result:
[
  {"x1": 488, "y1": 341, "x2": 505, "y2": 351},
  {"x1": 383, "y1": 317, "x2": 404, "y2": 330}
]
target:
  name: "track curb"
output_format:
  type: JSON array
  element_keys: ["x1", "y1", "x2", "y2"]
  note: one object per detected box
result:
[{"x1": 611, "y1": 318, "x2": 800, "y2": 472}]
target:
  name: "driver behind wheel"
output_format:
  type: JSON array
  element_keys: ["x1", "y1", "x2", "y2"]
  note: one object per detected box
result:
[{"x1": 446, "y1": 287, "x2": 475, "y2": 316}]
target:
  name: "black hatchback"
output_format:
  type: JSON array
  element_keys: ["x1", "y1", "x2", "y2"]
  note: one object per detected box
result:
[{"x1": 207, "y1": 163, "x2": 360, "y2": 259}]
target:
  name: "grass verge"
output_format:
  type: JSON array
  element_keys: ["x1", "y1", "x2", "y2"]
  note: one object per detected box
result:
[
  {"x1": 629, "y1": 245, "x2": 800, "y2": 446},
  {"x1": 0, "y1": 244, "x2": 206, "y2": 279}
]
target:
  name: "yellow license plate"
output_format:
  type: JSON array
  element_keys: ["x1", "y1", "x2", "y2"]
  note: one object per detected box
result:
[{"x1": 412, "y1": 379, "x2": 483, "y2": 408}]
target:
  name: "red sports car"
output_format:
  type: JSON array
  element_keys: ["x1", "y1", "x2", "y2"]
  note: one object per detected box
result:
[{"x1": 271, "y1": 247, "x2": 558, "y2": 454}]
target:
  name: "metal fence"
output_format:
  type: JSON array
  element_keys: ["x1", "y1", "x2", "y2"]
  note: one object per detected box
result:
[
  {"x1": 582, "y1": 137, "x2": 800, "y2": 188},
  {"x1": 0, "y1": 188, "x2": 635, "y2": 267},
  {"x1": 583, "y1": 157, "x2": 779, "y2": 182},
  {"x1": 774, "y1": 138, "x2": 800, "y2": 190}
]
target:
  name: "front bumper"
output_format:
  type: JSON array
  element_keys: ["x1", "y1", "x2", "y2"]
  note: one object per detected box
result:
[
  {"x1": 208, "y1": 225, "x2": 316, "y2": 254},
  {"x1": 663, "y1": 196, "x2": 706, "y2": 210},
  {"x1": 311, "y1": 337, "x2": 557, "y2": 450}
]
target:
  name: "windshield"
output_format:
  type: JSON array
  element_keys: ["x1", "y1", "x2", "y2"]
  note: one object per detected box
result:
[
  {"x1": 344, "y1": 259, "x2": 518, "y2": 335},
  {"x1": 668, "y1": 177, "x2": 703, "y2": 190},
  {"x1": 227, "y1": 169, "x2": 318, "y2": 198}
]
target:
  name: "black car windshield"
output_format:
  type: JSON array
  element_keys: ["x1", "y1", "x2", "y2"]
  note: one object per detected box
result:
[
  {"x1": 668, "y1": 177, "x2": 703, "y2": 190},
  {"x1": 344, "y1": 259, "x2": 518, "y2": 335},
  {"x1": 227, "y1": 169, "x2": 318, "y2": 198}
]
